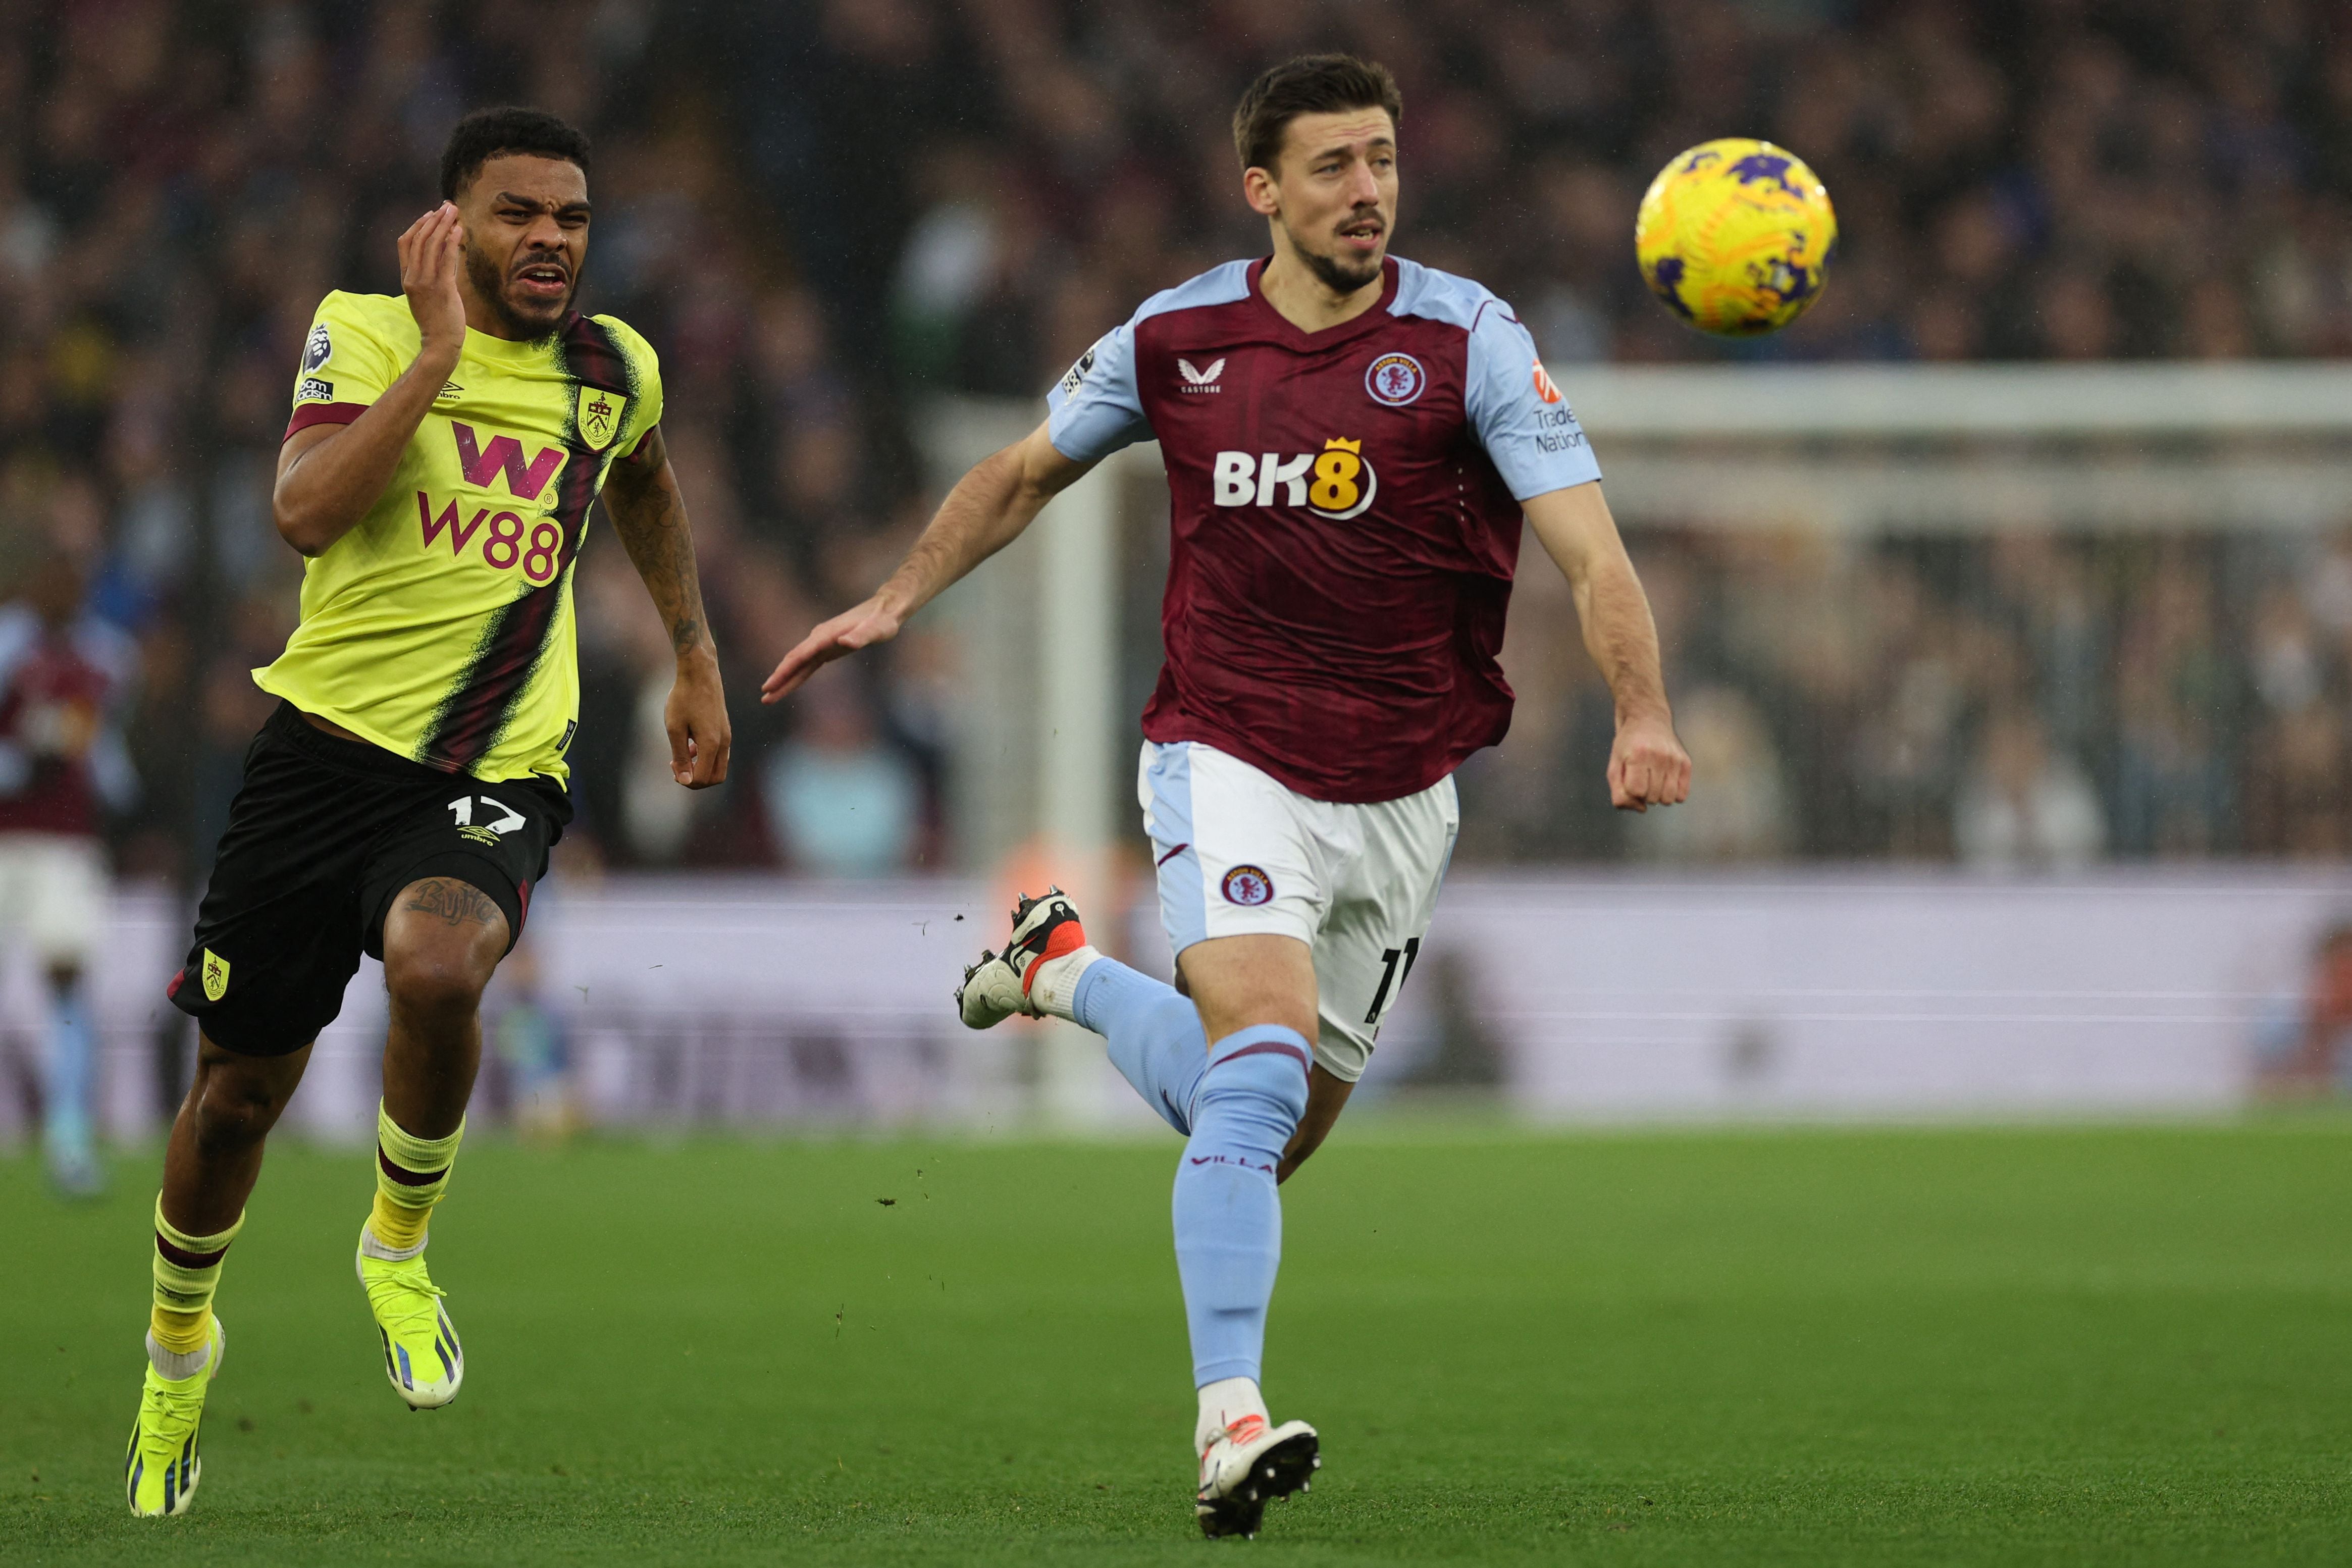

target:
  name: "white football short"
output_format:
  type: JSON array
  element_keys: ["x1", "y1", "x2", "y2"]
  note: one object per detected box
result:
[
  {"x1": 1137, "y1": 740, "x2": 1459, "y2": 1083},
  {"x1": 0, "y1": 832, "x2": 107, "y2": 965}
]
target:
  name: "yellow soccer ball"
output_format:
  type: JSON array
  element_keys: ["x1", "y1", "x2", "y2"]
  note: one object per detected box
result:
[{"x1": 1634, "y1": 139, "x2": 1837, "y2": 336}]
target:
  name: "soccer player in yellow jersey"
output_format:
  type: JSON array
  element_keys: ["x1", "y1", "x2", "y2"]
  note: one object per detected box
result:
[{"x1": 123, "y1": 108, "x2": 730, "y2": 1517}]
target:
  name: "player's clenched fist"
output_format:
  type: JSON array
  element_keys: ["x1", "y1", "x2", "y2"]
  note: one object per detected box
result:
[
  {"x1": 397, "y1": 202, "x2": 467, "y2": 360},
  {"x1": 1607, "y1": 710, "x2": 1691, "y2": 813}
]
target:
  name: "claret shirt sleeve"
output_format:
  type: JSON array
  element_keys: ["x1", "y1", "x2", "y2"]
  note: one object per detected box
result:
[
  {"x1": 1464, "y1": 302, "x2": 1603, "y2": 501},
  {"x1": 286, "y1": 292, "x2": 400, "y2": 437},
  {"x1": 604, "y1": 316, "x2": 665, "y2": 460},
  {"x1": 1046, "y1": 319, "x2": 1152, "y2": 462}
]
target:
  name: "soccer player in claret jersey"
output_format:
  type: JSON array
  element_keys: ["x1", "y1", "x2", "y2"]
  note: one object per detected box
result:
[
  {"x1": 0, "y1": 543, "x2": 137, "y2": 1200},
  {"x1": 764, "y1": 54, "x2": 1689, "y2": 1538},
  {"x1": 123, "y1": 108, "x2": 730, "y2": 1517}
]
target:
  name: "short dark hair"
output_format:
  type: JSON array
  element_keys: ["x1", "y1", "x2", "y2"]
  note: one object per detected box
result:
[
  {"x1": 1231, "y1": 54, "x2": 1403, "y2": 174},
  {"x1": 439, "y1": 107, "x2": 592, "y2": 200}
]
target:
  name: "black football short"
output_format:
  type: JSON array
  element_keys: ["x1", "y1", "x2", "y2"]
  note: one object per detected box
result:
[{"x1": 169, "y1": 701, "x2": 569, "y2": 1057}]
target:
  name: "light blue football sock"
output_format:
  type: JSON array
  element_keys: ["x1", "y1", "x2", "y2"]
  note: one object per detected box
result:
[
  {"x1": 1073, "y1": 957, "x2": 1209, "y2": 1134},
  {"x1": 1172, "y1": 1024, "x2": 1310, "y2": 1387},
  {"x1": 43, "y1": 981, "x2": 95, "y2": 1159}
]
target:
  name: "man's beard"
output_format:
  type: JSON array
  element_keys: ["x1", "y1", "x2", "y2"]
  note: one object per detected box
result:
[
  {"x1": 1293, "y1": 227, "x2": 1384, "y2": 297},
  {"x1": 464, "y1": 241, "x2": 575, "y2": 337}
]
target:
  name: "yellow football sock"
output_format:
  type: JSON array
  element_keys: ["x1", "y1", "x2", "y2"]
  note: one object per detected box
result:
[
  {"x1": 367, "y1": 1102, "x2": 463, "y2": 1255},
  {"x1": 151, "y1": 1304, "x2": 208, "y2": 1351},
  {"x1": 151, "y1": 1198, "x2": 243, "y2": 1355},
  {"x1": 370, "y1": 1188, "x2": 430, "y2": 1250}
]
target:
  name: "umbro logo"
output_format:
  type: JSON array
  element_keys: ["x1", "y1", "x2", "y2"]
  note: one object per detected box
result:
[{"x1": 1177, "y1": 357, "x2": 1224, "y2": 394}]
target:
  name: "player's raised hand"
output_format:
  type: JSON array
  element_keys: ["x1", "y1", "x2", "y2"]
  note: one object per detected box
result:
[
  {"x1": 760, "y1": 594, "x2": 904, "y2": 704},
  {"x1": 1608, "y1": 710, "x2": 1691, "y2": 813},
  {"x1": 398, "y1": 201, "x2": 467, "y2": 361}
]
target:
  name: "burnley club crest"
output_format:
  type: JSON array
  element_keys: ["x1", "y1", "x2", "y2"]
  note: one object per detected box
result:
[{"x1": 576, "y1": 386, "x2": 628, "y2": 451}]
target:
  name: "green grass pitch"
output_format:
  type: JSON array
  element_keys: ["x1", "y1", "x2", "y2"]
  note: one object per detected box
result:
[{"x1": 5, "y1": 1119, "x2": 2349, "y2": 1565}]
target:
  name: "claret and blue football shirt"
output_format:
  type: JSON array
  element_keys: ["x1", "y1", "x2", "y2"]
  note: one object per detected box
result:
[{"x1": 1047, "y1": 256, "x2": 1602, "y2": 804}]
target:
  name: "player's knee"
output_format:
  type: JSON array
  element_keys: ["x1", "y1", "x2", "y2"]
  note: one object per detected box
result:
[
  {"x1": 192, "y1": 1065, "x2": 293, "y2": 1153},
  {"x1": 1196, "y1": 1037, "x2": 1311, "y2": 1142},
  {"x1": 383, "y1": 939, "x2": 494, "y2": 1024}
]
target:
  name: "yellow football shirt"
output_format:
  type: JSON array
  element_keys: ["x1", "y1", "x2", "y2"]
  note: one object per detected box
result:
[{"x1": 258, "y1": 290, "x2": 663, "y2": 785}]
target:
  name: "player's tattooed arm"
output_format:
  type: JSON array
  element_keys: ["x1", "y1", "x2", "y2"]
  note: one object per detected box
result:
[
  {"x1": 275, "y1": 204, "x2": 470, "y2": 556},
  {"x1": 603, "y1": 429, "x2": 708, "y2": 654},
  {"x1": 760, "y1": 421, "x2": 1090, "y2": 702},
  {"x1": 1524, "y1": 481, "x2": 1693, "y2": 813},
  {"x1": 601, "y1": 427, "x2": 733, "y2": 789},
  {"x1": 402, "y1": 877, "x2": 503, "y2": 929}
]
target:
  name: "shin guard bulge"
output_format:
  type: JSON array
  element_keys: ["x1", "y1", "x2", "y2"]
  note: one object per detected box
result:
[
  {"x1": 367, "y1": 1102, "x2": 463, "y2": 1258},
  {"x1": 1171, "y1": 1024, "x2": 1310, "y2": 1387},
  {"x1": 151, "y1": 1199, "x2": 244, "y2": 1364}
]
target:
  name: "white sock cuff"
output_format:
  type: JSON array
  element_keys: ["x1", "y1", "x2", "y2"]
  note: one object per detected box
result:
[
  {"x1": 1029, "y1": 944, "x2": 1103, "y2": 1023},
  {"x1": 360, "y1": 1223, "x2": 430, "y2": 1262},
  {"x1": 145, "y1": 1329, "x2": 213, "y2": 1381}
]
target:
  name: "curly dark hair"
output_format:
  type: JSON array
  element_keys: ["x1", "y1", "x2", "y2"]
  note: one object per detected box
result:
[{"x1": 439, "y1": 106, "x2": 591, "y2": 200}]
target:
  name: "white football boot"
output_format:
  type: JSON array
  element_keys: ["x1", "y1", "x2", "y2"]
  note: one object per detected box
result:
[
  {"x1": 955, "y1": 887, "x2": 1100, "y2": 1028},
  {"x1": 1196, "y1": 1413, "x2": 1321, "y2": 1538}
]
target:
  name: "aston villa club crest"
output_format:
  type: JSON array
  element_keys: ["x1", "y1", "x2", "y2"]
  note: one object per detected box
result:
[
  {"x1": 1365, "y1": 351, "x2": 1425, "y2": 406},
  {"x1": 1221, "y1": 865, "x2": 1275, "y2": 906},
  {"x1": 576, "y1": 385, "x2": 626, "y2": 451}
]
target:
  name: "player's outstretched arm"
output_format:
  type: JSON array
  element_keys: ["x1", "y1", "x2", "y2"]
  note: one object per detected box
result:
[
  {"x1": 760, "y1": 422, "x2": 1091, "y2": 703},
  {"x1": 273, "y1": 203, "x2": 470, "y2": 556},
  {"x1": 1524, "y1": 481, "x2": 1692, "y2": 813},
  {"x1": 601, "y1": 427, "x2": 730, "y2": 789}
]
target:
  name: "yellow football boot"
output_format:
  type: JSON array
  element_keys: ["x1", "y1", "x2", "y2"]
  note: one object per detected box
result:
[
  {"x1": 125, "y1": 1316, "x2": 224, "y2": 1517},
  {"x1": 357, "y1": 1226, "x2": 463, "y2": 1409}
]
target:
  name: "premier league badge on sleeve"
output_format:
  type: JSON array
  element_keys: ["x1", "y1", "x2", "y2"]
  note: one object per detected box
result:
[
  {"x1": 576, "y1": 385, "x2": 628, "y2": 451},
  {"x1": 302, "y1": 322, "x2": 333, "y2": 374},
  {"x1": 1365, "y1": 351, "x2": 1425, "y2": 407}
]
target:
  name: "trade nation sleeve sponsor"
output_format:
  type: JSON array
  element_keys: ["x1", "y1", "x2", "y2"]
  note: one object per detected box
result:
[
  {"x1": 256, "y1": 292, "x2": 663, "y2": 787},
  {"x1": 1461, "y1": 297, "x2": 1601, "y2": 500}
]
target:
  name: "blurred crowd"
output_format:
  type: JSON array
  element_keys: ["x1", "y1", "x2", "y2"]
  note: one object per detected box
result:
[
  {"x1": 0, "y1": 0, "x2": 962, "y2": 884},
  {"x1": 859, "y1": 0, "x2": 2352, "y2": 380},
  {"x1": 3, "y1": 0, "x2": 2351, "y2": 884},
  {"x1": 1464, "y1": 528, "x2": 2352, "y2": 866}
]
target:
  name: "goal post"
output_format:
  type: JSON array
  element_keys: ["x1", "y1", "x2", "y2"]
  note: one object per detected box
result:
[{"x1": 1568, "y1": 363, "x2": 2352, "y2": 534}]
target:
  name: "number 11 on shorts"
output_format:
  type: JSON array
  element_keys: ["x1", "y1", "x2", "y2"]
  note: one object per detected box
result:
[{"x1": 1365, "y1": 936, "x2": 1422, "y2": 1024}]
